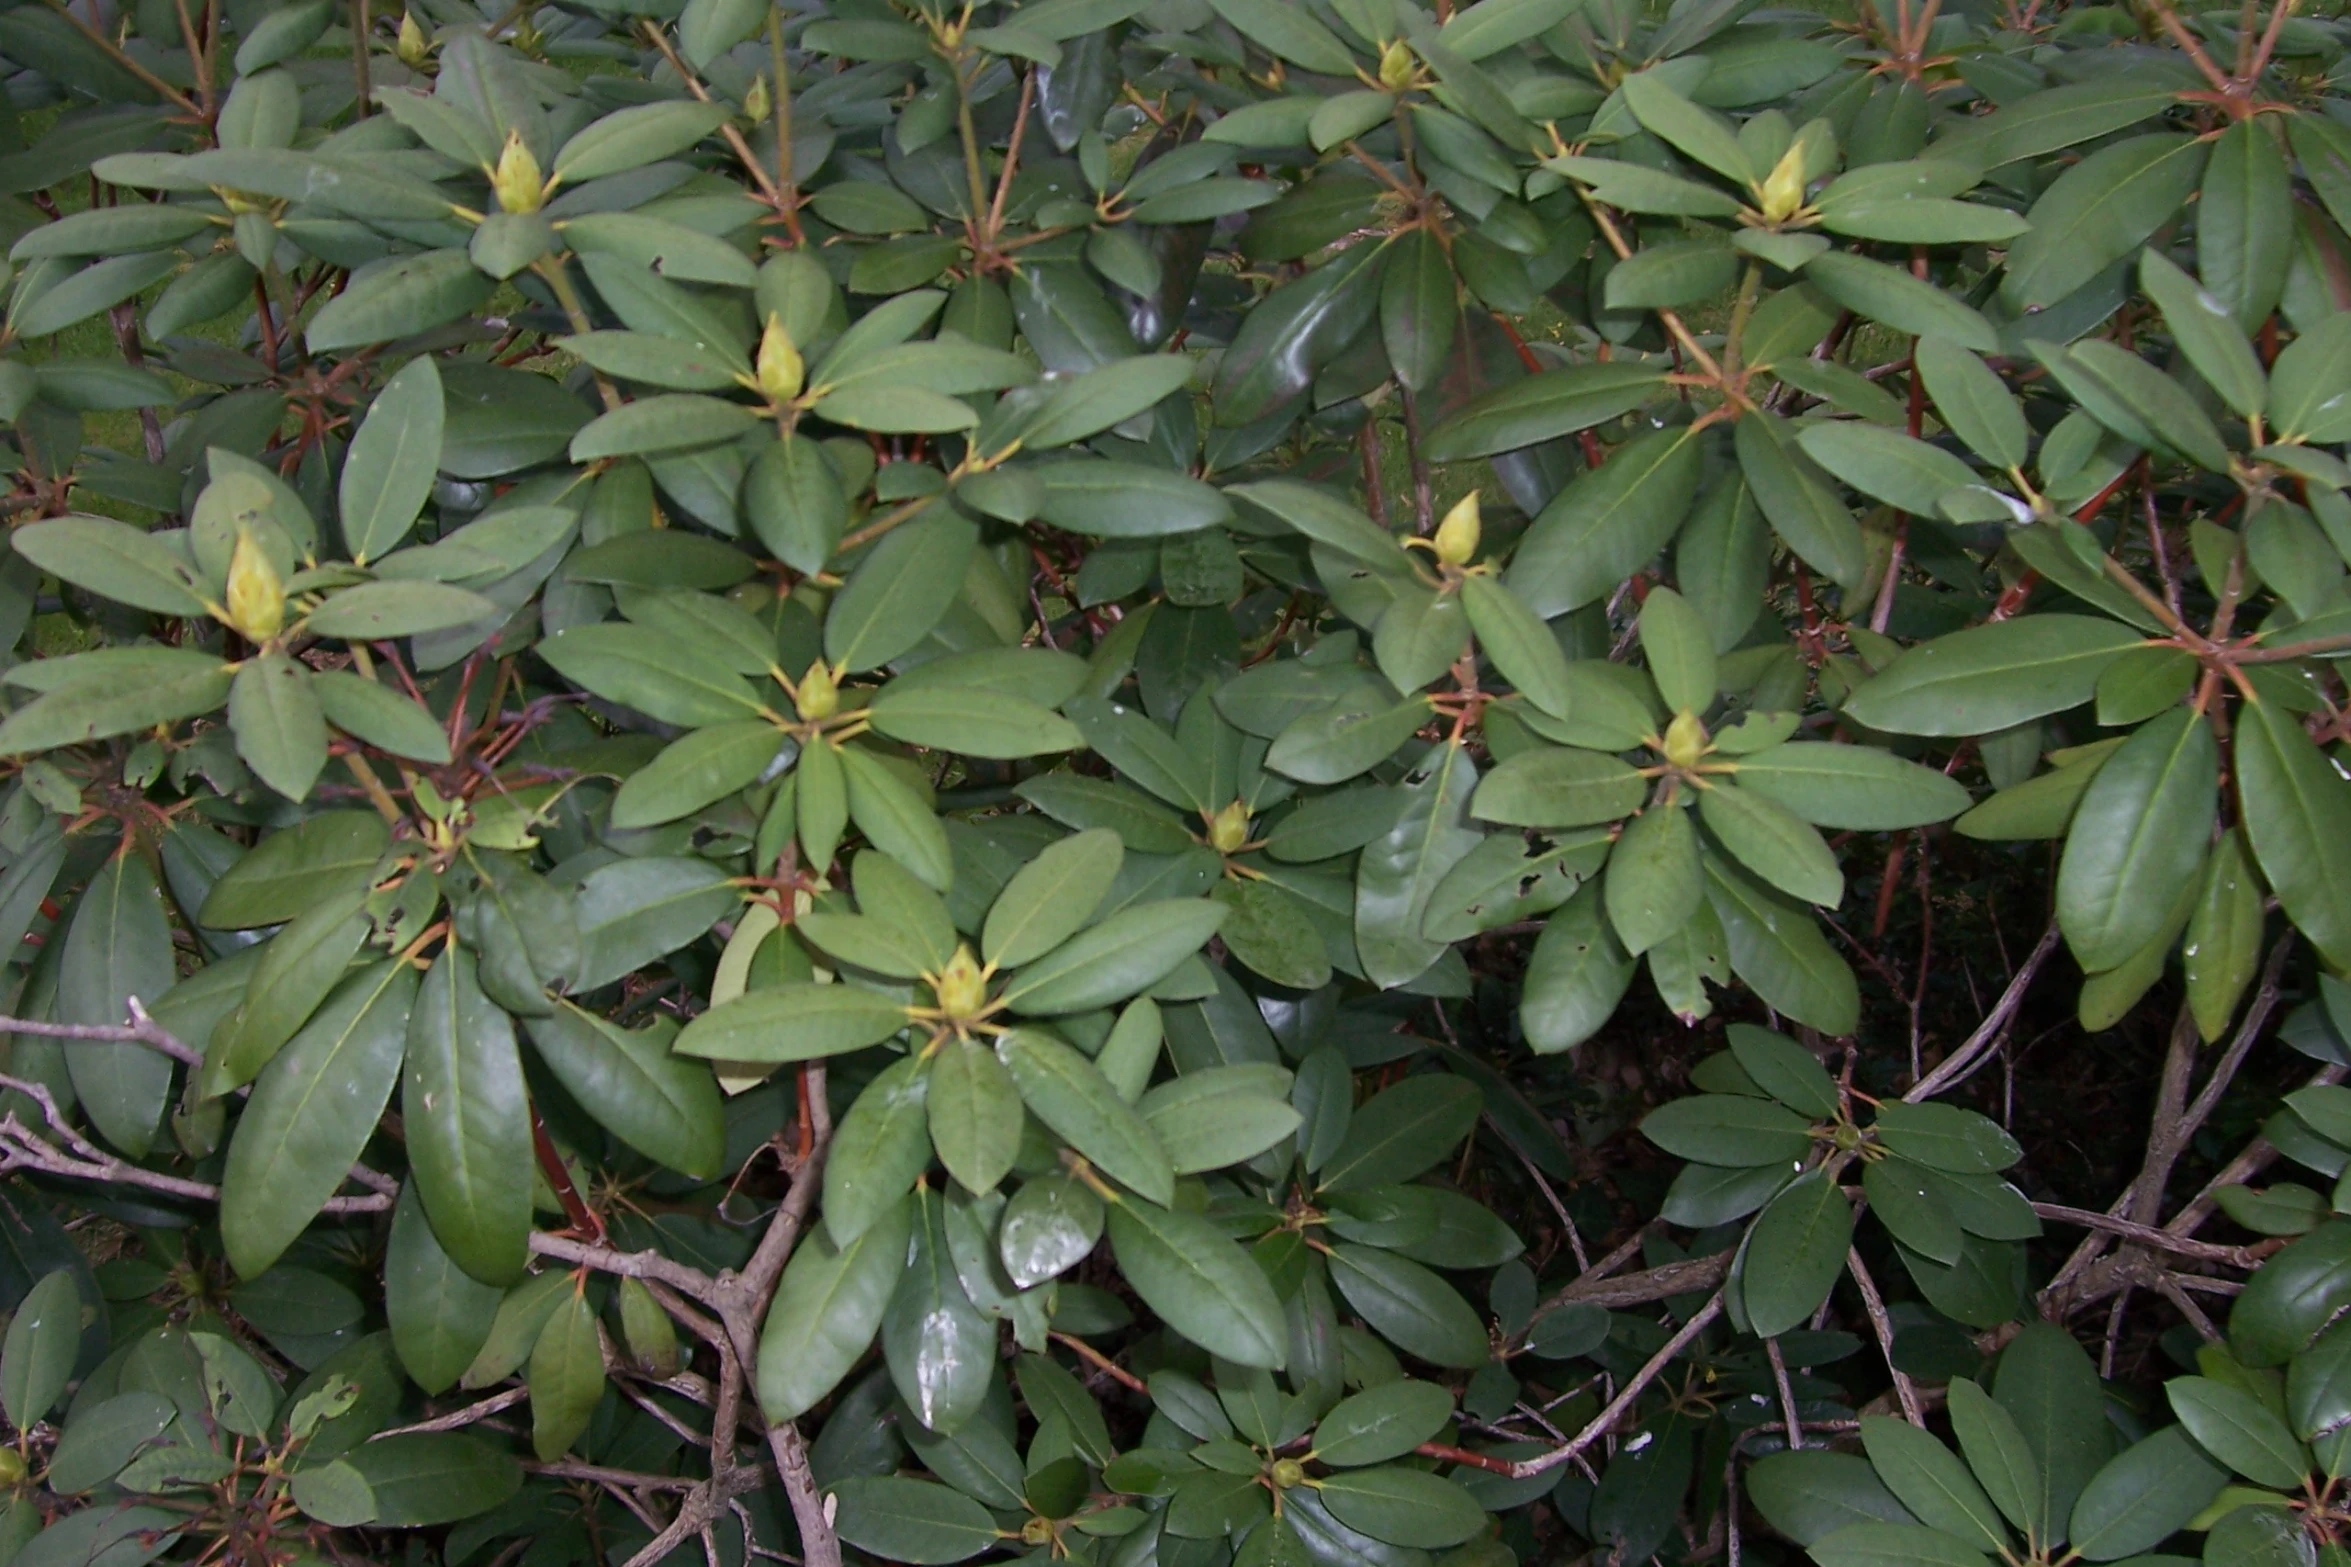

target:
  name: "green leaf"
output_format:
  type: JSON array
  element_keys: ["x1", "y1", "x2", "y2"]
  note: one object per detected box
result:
[
  {"x1": 59, "y1": 853, "x2": 177, "y2": 1158},
  {"x1": 306, "y1": 249, "x2": 493, "y2": 353},
  {"x1": 1916, "y1": 336, "x2": 2029, "y2": 471},
  {"x1": 1637, "y1": 586, "x2": 1717, "y2": 714},
  {"x1": 1, "y1": 1270, "x2": 81, "y2": 1430},
  {"x1": 228, "y1": 653, "x2": 326, "y2": 801},
  {"x1": 528, "y1": 1291, "x2": 604, "y2": 1460},
  {"x1": 2001, "y1": 134, "x2": 2208, "y2": 311},
  {"x1": 521, "y1": 1003, "x2": 724, "y2": 1180},
  {"x1": 1000, "y1": 1174, "x2": 1104, "y2": 1287},
  {"x1": 1705, "y1": 853, "x2": 1859, "y2": 1033},
  {"x1": 1001, "y1": 900, "x2": 1227, "y2": 1015},
  {"x1": 1728, "y1": 742, "x2": 1970, "y2": 830},
  {"x1": 312, "y1": 1434, "x2": 522, "y2": 1527},
  {"x1": 1931, "y1": 79, "x2": 2179, "y2": 171},
  {"x1": 2235, "y1": 689, "x2": 2351, "y2": 971},
  {"x1": 1108, "y1": 1197, "x2": 1287, "y2": 1368},
  {"x1": 1796, "y1": 420, "x2": 1993, "y2": 518},
  {"x1": 1380, "y1": 229, "x2": 1456, "y2": 394},
  {"x1": 340, "y1": 356, "x2": 444, "y2": 563},
  {"x1": 1872, "y1": 1102, "x2": 2021, "y2": 1172},
  {"x1": 313, "y1": 671, "x2": 454, "y2": 763},
  {"x1": 200, "y1": 811, "x2": 388, "y2": 929},
  {"x1": 1203, "y1": 0, "x2": 1358, "y2": 74},
  {"x1": 11, "y1": 515, "x2": 210, "y2": 615},
  {"x1": 1804, "y1": 252, "x2": 1999, "y2": 352},
  {"x1": 1734, "y1": 411, "x2": 1866, "y2": 589},
  {"x1": 824, "y1": 1055, "x2": 933, "y2": 1246},
  {"x1": 1141, "y1": 1073, "x2": 1301, "y2": 1173},
  {"x1": 884, "y1": 1188, "x2": 994, "y2": 1435},
  {"x1": 758, "y1": 1196, "x2": 912, "y2": 1421},
  {"x1": 1266, "y1": 685, "x2": 1433, "y2": 786},
  {"x1": 609, "y1": 722, "x2": 790, "y2": 829},
  {"x1": 1312, "y1": 1379, "x2": 1454, "y2": 1466},
  {"x1": 304, "y1": 581, "x2": 499, "y2": 639},
  {"x1": 1947, "y1": 1377, "x2": 2046, "y2": 1542},
  {"x1": 2040, "y1": 339, "x2": 2230, "y2": 474},
  {"x1": 2137, "y1": 248, "x2": 2265, "y2": 418},
  {"x1": 1033, "y1": 461, "x2": 1233, "y2": 537},
  {"x1": 1326, "y1": 1243, "x2": 1488, "y2": 1368},
  {"x1": 829, "y1": 1476, "x2": 1000, "y2": 1564},
  {"x1": 385, "y1": 1184, "x2": 502, "y2": 1397},
  {"x1": 1741, "y1": 1172, "x2": 1854, "y2": 1336},
  {"x1": 404, "y1": 947, "x2": 532, "y2": 1286},
  {"x1": 1699, "y1": 781, "x2": 1842, "y2": 906},
  {"x1": 1622, "y1": 68, "x2": 1753, "y2": 183},
  {"x1": 1357, "y1": 742, "x2": 1482, "y2": 988},
  {"x1": 1506, "y1": 428, "x2": 1703, "y2": 617},
  {"x1": 2054, "y1": 708, "x2": 2215, "y2": 971},
  {"x1": 1865, "y1": 1158, "x2": 1965, "y2": 1265},
  {"x1": 209, "y1": 884, "x2": 373, "y2": 1090},
  {"x1": 1460, "y1": 574, "x2": 1573, "y2": 720},
  {"x1": 1728, "y1": 1024, "x2": 1840, "y2": 1118},
  {"x1": 2067, "y1": 1427, "x2": 2229, "y2": 1563},
  {"x1": 1842, "y1": 616, "x2": 2144, "y2": 737},
  {"x1": 927, "y1": 1039, "x2": 1022, "y2": 1196},
  {"x1": 1747, "y1": 1451, "x2": 1920, "y2": 1545},
  {"x1": 1861, "y1": 1417, "x2": 2007, "y2": 1553},
  {"x1": 2166, "y1": 1378, "x2": 2308, "y2": 1489},
  {"x1": 220, "y1": 963, "x2": 417, "y2": 1278},
  {"x1": 1992, "y1": 1320, "x2": 2110, "y2": 1543},
  {"x1": 1213, "y1": 240, "x2": 1386, "y2": 423},
  {"x1": 674, "y1": 983, "x2": 909, "y2": 1062},
  {"x1": 2268, "y1": 314, "x2": 2351, "y2": 443},
  {"x1": 825, "y1": 508, "x2": 978, "y2": 672},
  {"x1": 1546, "y1": 153, "x2": 1744, "y2": 217},
  {"x1": 866, "y1": 684, "x2": 1082, "y2": 759},
  {"x1": 2186, "y1": 827, "x2": 2264, "y2": 1043},
  {"x1": 539, "y1": 623, "x2": 768, "y2": 727},
  {"x1": 1423, "y1": 362, "x2": 1667, "y2": 462},
  {"x1": 998, "y1": 1027, "x2": 1174, "y2": 1203},
  {"x1": 554, "y1": 100, "x2": 731, "y2": 181},
  {"x1": 2197, "y1": 116, "x2": 2294, "y2": 332},
  {"x1": 1605, "y1": 798, "x2": 1700, "y2": 955},
  {"x1": 1808, "y1": 1522, "x2": 1995, "y2": 1567},
  {"x1": 1474, "y1": 746, "x2": 1645, "y2": 828},
  {"x1": 45, "y1": 1391, "x2": 177, "y2": 1494},
  {"x1": 1316, "y1": 1466, "x2": 1488, "y2": 1548},
  {"x1": 1230, "y1": 481, "x2": 1413, "y2": 573},
  {"x1": 569, "y1": 394, "x2": 759, "y2": 460}
]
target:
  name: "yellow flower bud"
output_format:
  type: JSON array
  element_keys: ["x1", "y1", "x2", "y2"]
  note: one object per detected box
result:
[
  {"x1": 1378, "y1": 39, "x2": 1414, "y2": 91},
  {"x1": 743, "y1": 72, "x2": 772, "y2": 126},
  {"x1": 756, "y1": 313, "x2": 804, "y2": 406},
  {"x1": 1662, "y1": 709, "x2": 1708, "y2": 769},
  {"x1": 1208, "y1": 799, "x2": 1251, "y2": 854},
  {"x1": 223, "y1": 527, "x2": 285, "y2": 643},
  {"x1": 1757, "y1": 143, "x2": 1807, "y2": 224},
  {"x1": 794, "y1": 659, "x2": 838, "y2": 722},
  {"x1": 1433, "y1": 490, "x2": 1481, "y2": 567},
  {"x1": 1020, "y1": 1519, "x2": 1053, "y2": 1548},
  {"x1": 395, "y1": 10, "x2": 430, "y2": 68},
  {"x1": 933, "y1": 943, "x2": 987, "y2": 1021},
  {"x1": 1270, "y1": 1459, "x2": 1307, "y2": 1489},
  {"x1": 491, "y1": 129, "x2": 545, "y2": 215}
]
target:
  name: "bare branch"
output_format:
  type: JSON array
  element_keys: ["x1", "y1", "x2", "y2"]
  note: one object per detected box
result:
[
  {"x1": 374, "y1": 1387, "x2": 529, "y2": 1438},
  {"x1": 1506, "y1": 1293, "x2": 1725, "y2": 1479},
  {"x1": 1907, "y1": 918, "x2": 2061, "y2": 1102},
  {"x1": 1846, "y1": 1247, "x2": 1924, "y2": 1426},
  {"x1": 0, "y1": 1001, "x2": 203, "y2": 1067},
  {"x1": 2030, "y1": 1204, "x2": 2276, "y2": 1270}
]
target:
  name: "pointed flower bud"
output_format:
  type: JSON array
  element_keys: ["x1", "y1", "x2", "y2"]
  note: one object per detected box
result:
[
  {"x1": 794, "y1": 659, "x2": 838, "y2": 721},
  {"x1": 1208, "y1": 799, "x2": 1251, "y2": 854},
  {"x1": 491, "y1": 128, "x2": 545, "y2": 215},
  {"x1": 1662, "y1": 709, "x2": 1708, "y2": 769},
  {"x1": 1433, "y1": 490, "x2": 1481, "y2": 567},
  {"x1": 1757, "y1": 143, "x2": 1807, "y2": 224},
  {"x1": 743, "y1": 72, "x2": 771, "y2": 126},
  {"x1": 396, "y1": 10, "x2": 430, "y2": 68},
  {"x1": 223, "y1": 527, "x2": 285, "y2": 642},
  {"x1": 1377, "y1": 38, "x2": 1414, "y2": 90},
  {"x1": 756, "y1": 313, "x2": 804, "y2": 406},
  {"x1": 933, "y1": 943, "x2": 987, "y2": 1021}
]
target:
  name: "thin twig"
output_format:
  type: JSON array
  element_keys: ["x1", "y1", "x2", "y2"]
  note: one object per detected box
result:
[
  {"x1": 1845, "y1": 1248, "x2": 1924, "y2": 1426},
  {"x1": 1505, "y1": 1293, "x2": 1724, "y2": 1479}
]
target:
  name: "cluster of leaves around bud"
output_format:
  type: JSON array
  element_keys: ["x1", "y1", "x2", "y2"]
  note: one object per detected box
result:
[{"x1": 0, "y1": 0, "x2": 2344, "y2": 1559}]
